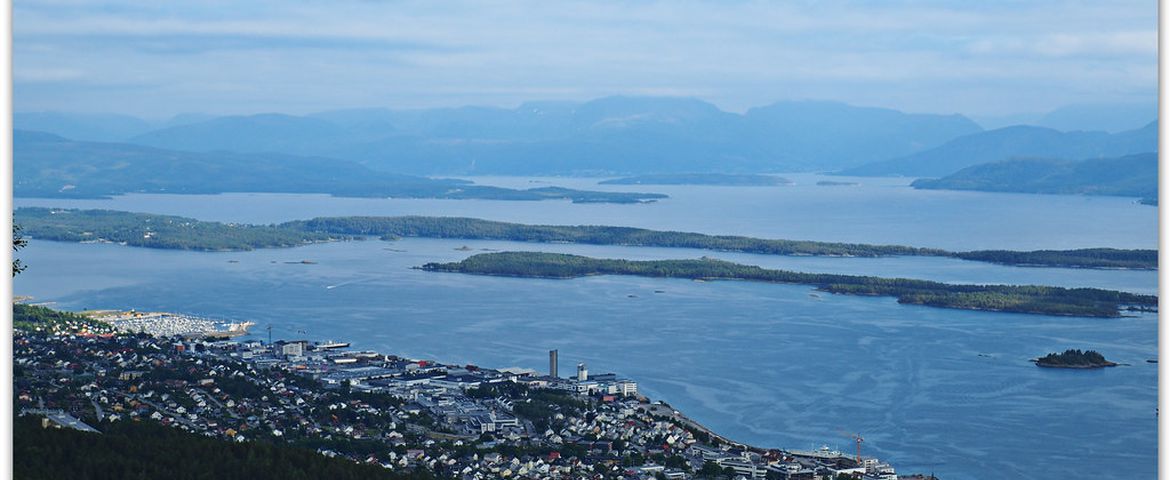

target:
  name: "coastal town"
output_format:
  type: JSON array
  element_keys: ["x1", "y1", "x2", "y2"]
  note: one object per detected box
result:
[{"x1": 14, "y1": 305, "x2": 918, "y2": 480}]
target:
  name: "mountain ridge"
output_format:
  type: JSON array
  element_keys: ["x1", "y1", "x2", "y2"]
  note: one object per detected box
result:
[
  {"x1": 12, "y1": 130, "x2": 665, "y2": 203},
  {"x1": 843, "y1": 121, "x2": 1157, "y2": 177},
  {"x1": 119, "y1": 96, "x2": 984, "y2": 174},
  {"x1": 910, "y1": 152, "x2": 1157, "y2": 201}
]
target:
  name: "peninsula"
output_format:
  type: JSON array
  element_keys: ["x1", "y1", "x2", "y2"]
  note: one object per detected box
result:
[
  {"x1": 15, "y1": 208, "x2": 350, "y2": 251},
  {"x1": 599, "y1": 173, "x2": 792, "y2": 186},
  {"x1": 419, "y1": 251, "x2": 1157, "y2": 318},
  {"x1": 16, "y1": 208, "x2": 1157, "y2": 270},
  {"x1": 910, "y1": 153, "x2": 1157, "y2": 202}
]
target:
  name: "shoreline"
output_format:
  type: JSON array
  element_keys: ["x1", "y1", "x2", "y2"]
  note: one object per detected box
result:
[{"x1": 1033, "y1": 361, "x2": 1119, "y2": 369}]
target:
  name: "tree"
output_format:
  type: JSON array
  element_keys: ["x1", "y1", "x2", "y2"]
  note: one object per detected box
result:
[
  {"x1": 13, "y1": 224, "x2": 27, "y2": 276},
  {"x1": 698, "y1": 460, "x2": 725, "y2": 478}
]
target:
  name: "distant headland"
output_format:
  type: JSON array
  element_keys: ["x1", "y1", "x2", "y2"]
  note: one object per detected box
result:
[{"x1": 599, "y1": 173, "x2": 792, "y2": 186}]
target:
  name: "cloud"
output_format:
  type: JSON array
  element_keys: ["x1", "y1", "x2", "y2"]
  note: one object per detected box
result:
[
  {"x1": 14, "y1": 67, "x2": 86, "y2": 82},
  {"x1": 968, "y1": 30, "x2": 1156, "y2": 58},
  {"x1": 12, "y1": 0, "x2": 1157, "y2": 117}
]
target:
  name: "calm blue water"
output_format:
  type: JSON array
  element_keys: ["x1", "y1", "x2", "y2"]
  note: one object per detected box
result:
[
  {"x1": 15, "y1": 173, "x2": 1157, "y2": 251},
  {"x1": 14, "y1": 176, "x2": 1158, "y2": 480}
]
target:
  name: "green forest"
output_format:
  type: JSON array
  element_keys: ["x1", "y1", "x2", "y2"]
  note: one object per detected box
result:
[
  {"x1": 13, "y1": 415, "x2": 434, "y2": 480},
  {"x1": 421, "y1": 252, "x2": 1156, "y2": 318},
  {"x1": 14, "y1": 303, "x2": 115, "y2": 335}
]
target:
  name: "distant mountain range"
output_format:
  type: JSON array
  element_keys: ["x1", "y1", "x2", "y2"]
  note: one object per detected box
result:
[
  {"x1": 973, "y1": 103, "x2": 1157, "y2": 132},
  {"x1": 1033, "y1": 103, "x2": 1157, "y2": 133},
  {"x1": 12, "y1": 131, "x2": 665, "y2": 203},
  {"x1": 13, "y1": 112, "x2": 215, "y2": 142},
  {"x1": 841, "y1": 121, "x2": 1157, "y2": 177},
  {"x1": 15, "y1": 97, "x2": 1158, "y2": 197},
  {"x1": 20, "y1": 97, "x2": 986, "y2": 175},
  {"x1": 910, "y1": 153, "x2": 1157, "y2": 202}
]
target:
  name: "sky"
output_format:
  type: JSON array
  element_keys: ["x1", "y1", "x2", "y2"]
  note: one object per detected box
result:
[{"x1": 13, "y1": 0, "x2": 1158, "y2": 119}]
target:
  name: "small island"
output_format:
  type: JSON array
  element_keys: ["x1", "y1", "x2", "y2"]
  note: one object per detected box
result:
[
  {"x1": 599, "y1": 173, "x2": 792, "y2": 186},
  {"x1": 1033, "y1": 349, "x2": 1118, "y2": 369},
  {"x1": 816, "y1": 180, "x2": 860, "y2": 186}
]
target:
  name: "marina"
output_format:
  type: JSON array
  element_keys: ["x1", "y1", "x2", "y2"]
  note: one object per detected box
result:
[{"x1": 85, "y1": 310, "x2": 255, "y2": 339}]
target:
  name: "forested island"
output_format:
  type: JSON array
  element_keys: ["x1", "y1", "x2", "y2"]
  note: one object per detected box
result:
[
  {"x1": 1033, "y1": 349, "x2": 1118, "y2": 368},
  {"x1": 420, "y1": 252, "x2": 1157, "y2": 318},
  {"x1": 16, "y1": 208, "x2": 1157, "y2": 269},
  {"x1": 599, "y1": 173, "x2": 792, "y2": 186}
]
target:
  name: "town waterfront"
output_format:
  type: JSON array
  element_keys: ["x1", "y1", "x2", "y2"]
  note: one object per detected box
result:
[{"x1": 14, "y1": 175, "x2": 1158, "y2": 480}]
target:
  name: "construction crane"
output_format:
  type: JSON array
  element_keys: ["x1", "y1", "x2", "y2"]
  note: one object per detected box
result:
[
  {"x1": 838, "y1": 430, "x2": 864, "y2": 465},
  {"x1": 265, "y1": 324, "x2": 310, "y2": 345},
  {"x1": 848, "y1": 432, "x2": 863, "y2": 465}
]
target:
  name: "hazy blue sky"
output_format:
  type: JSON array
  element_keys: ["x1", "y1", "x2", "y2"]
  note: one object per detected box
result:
[{"x1": 14, "y1": 0, "x2": 1157, "y2": 118}]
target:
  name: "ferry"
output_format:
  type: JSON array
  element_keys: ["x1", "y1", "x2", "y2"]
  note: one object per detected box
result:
[
  {"x1": 317, "y1": 341, "x2": 351, "y2": 350},
  {"x1": 789, "y1": 445, "x2": 847, "y2": 460}
]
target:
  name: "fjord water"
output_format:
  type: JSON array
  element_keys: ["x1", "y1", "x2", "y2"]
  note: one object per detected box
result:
[
  {"x1": 15, "y1": 175, "x2": 1157, "y2": 480},
  {"x1": 15, "y1": 174, "x2": 1155, "y2": 250}
]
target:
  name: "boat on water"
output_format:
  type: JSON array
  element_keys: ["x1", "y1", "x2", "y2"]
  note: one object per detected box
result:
[
  {"x1": 317, "y1": 341, "x2": 351, "y2": 350},
  {"x1": 789, "y1": 445, "x2": 847, "y2": 460}
]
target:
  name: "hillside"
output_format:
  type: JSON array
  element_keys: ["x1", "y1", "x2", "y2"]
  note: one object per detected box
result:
[
  {"x1": 842, "y1": 122, "x2": 1157, "y2": 177},
  {"x1": 910, "y1": 153, "x2": 1157, "y2": 200},
  {"x1": 13, "y1": 415, "x2": 427, "y2": 480},
  {"x1": 12, "y1": 131, "x2": 664, "y2": 203}
]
